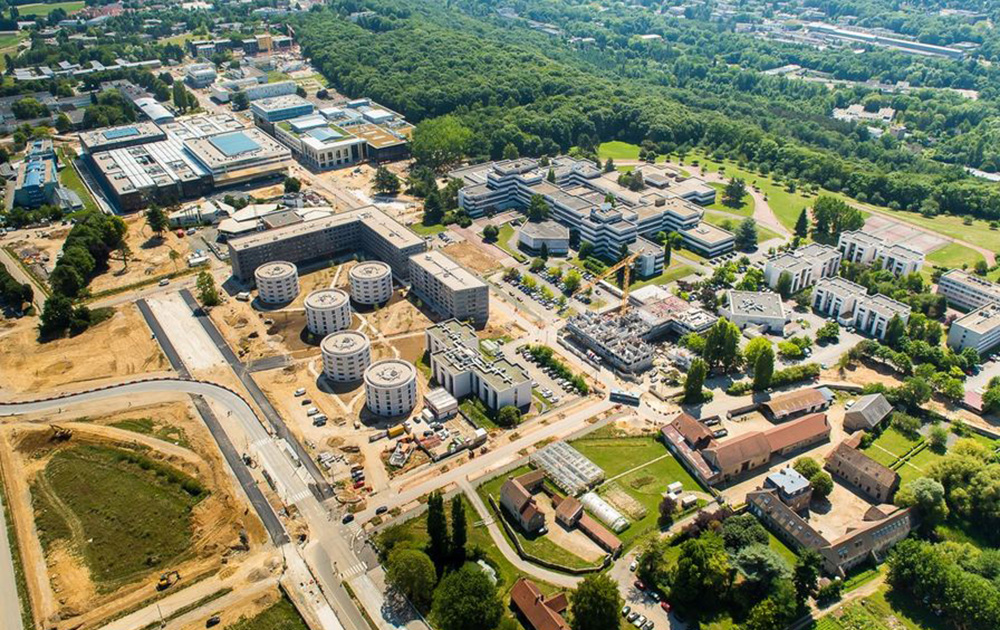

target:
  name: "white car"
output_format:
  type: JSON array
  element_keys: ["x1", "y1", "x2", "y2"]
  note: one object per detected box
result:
[{"x1": 629, "y1": 560, "x2": 638, "y2": 572}]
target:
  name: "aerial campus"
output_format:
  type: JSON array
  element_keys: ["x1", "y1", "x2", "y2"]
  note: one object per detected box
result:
[{"x1": 1, "y1": 3, "x2": 1000, "y2": 630}]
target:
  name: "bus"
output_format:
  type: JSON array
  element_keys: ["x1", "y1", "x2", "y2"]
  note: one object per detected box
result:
[{"x1": 610, "y1": 389, "x2": 641, "y2": 406}]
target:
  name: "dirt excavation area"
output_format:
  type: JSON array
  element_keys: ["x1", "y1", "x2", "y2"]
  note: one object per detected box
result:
[
  {"x1": 0, "y1": 304, "x2": 170, "y2": 397},
  {"x1": 0, "y1": 395, "x2": 269, "y2": 630},
  {"x1": 88, "y1": 214, "x2": 195, "y2": 294}
]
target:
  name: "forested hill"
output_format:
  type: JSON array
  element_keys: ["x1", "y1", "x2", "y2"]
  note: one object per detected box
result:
[{"x1": 292, "y1": 0, "x2": 1000, "y2": 222}]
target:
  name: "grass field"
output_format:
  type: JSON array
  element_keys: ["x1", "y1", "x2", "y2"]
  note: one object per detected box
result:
[
  {"x1": 768, "y1": 532, "x2": 798, "y2": 566},
  {"x1": 896, "y1": 446, "x2": 945, "y2": 486},
  {"x1": 31, "y1": 445, "x2": 207, "y2": 592},
  {"x1": 700, "y1": 212, "x2": 783, "y2": 246},
  {"x1": 227, "y1": 595, "x2": 310, "y2": 630},
  {"x1": 57, "y1": 148, "x2": 99, "y2": 213},
  {"x1": 110, "y1": 417, "x2": 190, "y2": 448},
  {"x1": 630, "y1": 262, "x2": 695, "y2": 290},
  {"x1": 495, "y1": 223, "x2": 527, "y2": 262},
  {"x1": 596, "y1": 141, "x2": 641, "y2": 161},
  {"x1": 807, "y1": 585, "x2": 945, "y2": 630},
  {"x1": 926, "y1": 242, "x2": 984, "y2": 270},
  {"x1": 861, "y1": 427, "x2": 921, "y2": 467},
  {"x1": 0, "y1": 31, "x2": 27, "y2": 72},
  {"x1": 707, "y1": 183, "x2": 754, "y2": 217},
  {"x1": 17, "y1": 1, "x2": 84, "y2": 16},
  {"x1": 408, "y1": 221, "x2": 446, "y2": 236}
]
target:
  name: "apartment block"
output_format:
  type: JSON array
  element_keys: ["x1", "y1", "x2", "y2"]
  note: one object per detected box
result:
[
  {"x1": 813, "y1": 277, "x2": 910, "y2": 339},
  {"x1": 947, "y1": 302, "x2": 1000, "y2": 354},
  {"x1": 409, "y1": 250, "x2": 490, "y2": 326},
  {"x1": 937, "y1": 269, "x2": 1000, "y2": 311},
  {"x1": 837, "y1": 230, "x2": 924, "y2": 277},
  {"x1": 426, "y1": 319, "x2": 531, "y2": 411},
  {"x1": 764, "y1": 243, "x2": 842, "y2": 293}
]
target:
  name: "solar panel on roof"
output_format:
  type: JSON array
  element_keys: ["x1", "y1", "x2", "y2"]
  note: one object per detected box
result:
[
  {"x1": 209, "y1": 132, "x2": 260, "y2": 157},
  {"x1": 103, "y1": 126, "x2": 140, "y2": 140}
]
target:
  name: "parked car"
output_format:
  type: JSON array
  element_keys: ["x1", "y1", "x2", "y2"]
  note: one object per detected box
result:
[
  {"x1": 341, "y1": 513, "x2": 354, "y2": 524},
  {"x1": 632, "y1": 615, "x2": 646, "y2": 628},
  {"x1": 376, "y1": 506, "x2": 388, "y2": 515},
  {"x1": 294, "y1": 388, "x2": 306, "y2": 396},
  {"x1": 621, "y1": 606, "x2": 631, "y2": 618},
  {"x1": 660, "y1": 602, "x2": 671, "y2": 613},
  {"x1": 629, "y1": 560, "x2": 637, "y2": 572},
  {"x1": 634, "y1": 580, "x2": 646, "y2": 591}
]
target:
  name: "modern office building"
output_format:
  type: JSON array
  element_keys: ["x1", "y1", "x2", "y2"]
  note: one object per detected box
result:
[
  {"x1": 449, "y1": 156, "x2": 732, "y2": 262},
  {"x1": 518, "y1": 220, "x2": 570, "y2": 256},
  {"x1": 184, "y1": 63, "x2": 217, "y2": 88},
  {"x1": 349, "y1": 261, "x2": 393, "y2": 305},
  {"x1": 254, "y1": 261, "x2": 299, "y2": 303},
  {"x1": 227, "y1": 205, "x2": 426, "y2": 282},
  {"x1": 273, "y1": 114, "x2": 366, "y2": 170},
  {"x1": 812, "y1": 277, "x2": 911, "y2": 339},
  {"x1": 426, "y1": 319, "x2": 531, "y2": 411},
  {"x1": 679, "y1": 222, "x2": 737, "y2": 258},
  {"x1": 837, "y1": 230, "x2": 924, "y2": 276},
  {"x1": 13, "y1": 154, "x2": 58, "y2": 208},
  {"x1": 937, "y1": 269, "x2": 1000, "y2": 311},
  {"x1": 721, "y1": 290, "x2": 787, "y2": 333},
  {"x1": 764, "y1": 243, "x2": 842, "y2": 293},
  {"x1": 879, "y1": 243, "x2": 924, "y2": 277},
  {"x1": 409, "y1": 250, "x2": 490, "y2": 326},
  {"x1": 305, "y1": 288, "x2": 352, "y2": 336},
  {"x1": 250, "y1": 95, "x2": 315, "y2": 131},
  {"x1": 947, "y1": 302, "x2": 1000, "y2": 354},
  {"x1": 364, "y1": 359, "x2": 418, "y2": 417},
  {"x1": 211, "y1": 79, "x2": 297, "y2": 104},
  {"x1": 321, "y1": 330, "x2": 372, "y2": 382}
]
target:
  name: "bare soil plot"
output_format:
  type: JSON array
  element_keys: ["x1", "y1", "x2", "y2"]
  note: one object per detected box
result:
[
  {"x1": 363, "y1": 292, "x2": 436, "y2": 337},
  {"x1": 89, "y1": 214, "x2": 193, "y2": 294},
  {"x1": 442, "y1": 241, "x2": 503, "y2": 276},
  {"x1": 0, "y1": 304, "x2": 169, "y2": 396}
]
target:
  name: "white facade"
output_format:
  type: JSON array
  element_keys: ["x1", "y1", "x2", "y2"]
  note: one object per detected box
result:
[
  {"x1": 321, "y1": 330, "x2": 372, "y2": 382},
  {"x1": 721, "y1": 290, "x2": 787, "y2": 333},
  {"x1": 409, "y1": 251, "x2": 489, "y2": 326},
  {"x1": 517, "y1": 220, "x2": 570, "y2": 255},
  {"x1": 937, "y1": 269, "x2": 1000, "y2": 311},
  {"x1": 947, "y1": 303, "x2": 1000, "y2": 354},
  {"x1": 255, "y1": 261, "x2": 299, "y2": 304},
  {"x1": 364, "y1": 359, "x2": 418, "y2": 417},
  {"x1": 813, "y1": 277, "x2": 911, "y2": 339},
  {"x1": 879, "y1": 243, "x2": 924, "y2": 277},
  {"x1": 349, "y1": 261, "x2": 393, "y2": 305},
  {"x1": 305, "y1": 288, "x2": 352, "y2": 336},
  {"x1": 764, "y1": 244, "x2": 842, "y2": 293},
  {"x1": 838, "y1": 231, "x2": 924, "y2": 277}
]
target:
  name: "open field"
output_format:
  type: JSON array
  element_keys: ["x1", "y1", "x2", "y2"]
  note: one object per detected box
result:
[
  {"x1": 701, "y1": 212, "x2": 783, "y2": 245},
  {"x1": 88, "y1": 214, "x2": 194, "y2": 294},
  {"x1": 707, "y1": 183, "x2": 754, "y2": 216},
  {"x1": 17, "y1": 1, "x2": 84, "y2": 16},
  {"x1": 926, "y1": 241, "x2": 984, "y2": 270},
  {"x1": 861, "y1": 427, "x2": 920, "y2": 467},
  {"x1": 225, "y1": 593, "x2": 310, "y2": 630},
  {"x1": 596, "y1": 141, "x2": 641, "y2": 161},
  {"x1": 806, "y1": 585, "x2": 944, "y2": 630},
  {"x1": 442, "y1": 240, "x2": 503, "y2": 276},
  {"x1": 568, "y1": 432, "x2": 667, "y2": 478},
  {"x1": 364, "y1": 292, "x2": 437, "y2": 336},
  {"x1": 408, "y1": 222, "x2": 447, "y2": 236},
  {"x1": 630, "y1": 262, "x2": 696, "y2": 290},
  {"x1": 0, "y1": 304, "x2": 169, "y2": 396}
]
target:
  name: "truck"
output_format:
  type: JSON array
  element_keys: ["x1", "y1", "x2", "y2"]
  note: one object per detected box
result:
[{"x1": 387, "y1": 425, "x2": 406, "y2": 439}]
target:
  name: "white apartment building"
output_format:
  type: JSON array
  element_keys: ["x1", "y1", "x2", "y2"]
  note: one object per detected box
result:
[
  {"x1": 937, "y1": 269, "x2": 1000, "y2": 311},
  {"x1": 764, "y1": 244, "x2": 842, "y2": 293},
  {"x1": 837, "y1": 231, "x2": 924, "y2": 276},
  {"x1": 813, "y1": 277, "x2": 911, "y2": 339},
  {"x1": 426, "y1": 319, "x2": 532, "y2": 411},
  {"x1": 947, "y1": 303, "x2": 1000, "y2": 354},
  {"x1": 409, "y1": 250, "x2": 490, "y2": 326}
]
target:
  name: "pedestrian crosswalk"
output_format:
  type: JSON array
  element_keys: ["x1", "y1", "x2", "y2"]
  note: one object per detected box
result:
[
  {"x1": 342, "y1": 562, "x2": 367, "y2": 579},
  {"x1": 289, "y1": 488, "x2": 312, "y2": 504}
]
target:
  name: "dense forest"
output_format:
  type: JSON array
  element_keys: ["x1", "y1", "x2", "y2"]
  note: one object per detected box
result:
[{"x1": 293, "y1": 0, "x2": 1000, "y2": 221}]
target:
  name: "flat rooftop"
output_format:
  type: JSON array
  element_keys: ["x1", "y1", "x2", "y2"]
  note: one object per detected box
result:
[
  {"x1": 410, "y1": 250, "x2": 487, "y2": 292},
  {"x1": 953, "y1": 303, "x2": 1000, "y2": 334},
  {"x1": 519, "y1": 220, "x2": 569, "y2": 240},
  {"x1": 726, "y1": 290, "x2": 785, "y2": 319},
  {"x1": 679, "y1": 222, "x2": 735, "y2": 245},
  {"x1": 250, "y1": 94, "x2": 314, "y2": 114},
  {"x1": 229, "y1": 205, "x2": 421, "y2": 252},
  {"x1": 184, "y1": 128, "x2": 291, "y2": 171},
  {"x1": 79, "y1": 121, "x2": 165, "y2": 152},
  {"x1": 351, "y1": 123, "x2": 408, "y2": 149},
  {"x1": 365, "y1": 359, "x2": 416, "y2": 387}
]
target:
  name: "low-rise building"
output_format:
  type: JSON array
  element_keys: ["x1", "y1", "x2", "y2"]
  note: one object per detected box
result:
[
  {"x1": 518, "y1": 220, "x2": 570, "y2": 256},
  {"x1": 937, "y1": 269, "x2": 1000, "y2": 311},
  {"x1": 678, "y1": 222, "x2": 736, "y2": 258},
  {"x1": 947, "y1": 302, "x2": 1000, "y2": 354},
  {"x1": 843, "y1": 393, "x2": 893, "y2": 432},
  {"x1": 409, "y1": 251, "x2": 490, "y2": 326},
  {"x1": 499, "y1": 470, "x2": 546, "y2": 533},
  {"x1": 825, "y1": 439, "x2": 899, "y2": 503},
  {"x1": 426, "y1": 319, "x2": 531, "y2": 411},
  {"x1": 184, "y1": 63, "x2": 217, "y2": 88},
  {"x1": 273, "y1": 114, "x2": 366, "y2": 170},
  {"x1": 879, "y1": 243, "x2": 924, "y2": 277},
  {"x1": 763, "y1": 467, "x2": 813, "y2": 512},
  {"x1": 721, "y1": 290, "x2": 787, "y2": 333},
  {"x1": 702, "y1": 413, "x2": 831, "y2": 482},
  {"x1": 764, "y1": 243, "x2": 842, "y2": 293},
  {"x1": 510, "y1": 578, "x2": 570, "y2": 630},
  {"x1": 812, "y1": 277, "x2": 911, "y2": 339},
  {"x1": 250, "y1": 95, "x2": 315, "y2": 131},
  {"x1": 762, "y1": 388, "x2": 833, "y2": 422}
]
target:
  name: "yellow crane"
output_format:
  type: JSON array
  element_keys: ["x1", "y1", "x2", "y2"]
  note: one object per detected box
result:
[{"x1": 570, "y1": 252, "x2": 640, "y2": 315}]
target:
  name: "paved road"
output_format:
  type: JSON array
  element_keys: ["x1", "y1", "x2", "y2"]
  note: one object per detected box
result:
[
  {"x1": 0, "y1": 484, "x2": 23, "y2": 630},
  {"x1": 0, "y1": 243, "x2": 45, "y2": 311},
  {"x1": 179, "y1": 289, "x2": 334, "y2": 500}
]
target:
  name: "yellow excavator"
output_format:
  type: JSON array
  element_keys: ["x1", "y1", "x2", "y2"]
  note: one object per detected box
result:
[{"x1": 156, "y1": 570, "x2": 181, "y2": 591}]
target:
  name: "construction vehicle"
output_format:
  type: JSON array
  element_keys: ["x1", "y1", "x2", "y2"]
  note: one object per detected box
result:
[
  {"x1": 569, "y1": 252, "x2": 640, "y2": 315},
  {"x1": 50, "y1": 425, "x2": 72, "y2": 442},
  {"x1": 156, "y1": 570, "x2": 181, "y2": 591}
]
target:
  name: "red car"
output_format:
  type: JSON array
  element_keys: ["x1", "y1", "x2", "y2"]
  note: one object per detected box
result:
[
  {"x1": 660, "y1": 602, "x2": 671, "y2": 613},
  {"x1": 633, "y1": 580, "x2": 645, "y2": 591}
]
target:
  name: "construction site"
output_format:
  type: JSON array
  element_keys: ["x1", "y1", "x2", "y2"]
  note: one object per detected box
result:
[{"x1": 0, "y1": 394, "x2": 273, "y2": 630}]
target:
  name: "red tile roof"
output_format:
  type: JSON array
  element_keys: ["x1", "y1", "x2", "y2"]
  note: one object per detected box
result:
[
  {"x1": 670, "y1": 412, "x2": 714, "y2": 446},
  {"x1": 510, "y1": 578, "x2": 571, "y2": 630},
  {"x1": 765, "y1": 412, "x2": 830, "y2": 452}
]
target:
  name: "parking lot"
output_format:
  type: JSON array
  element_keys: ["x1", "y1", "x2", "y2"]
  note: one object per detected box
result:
[
  {"x1": 513, "y1": 343, "x2": 586, "y2": 407},
  {"x1": 611, "y1": 551, "x2": 682, "y2": 630}
]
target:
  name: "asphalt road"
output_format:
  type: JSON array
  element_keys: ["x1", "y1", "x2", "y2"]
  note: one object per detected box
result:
[{"x1": 0, "y1": 487, "x2": 23, "y2": 630}]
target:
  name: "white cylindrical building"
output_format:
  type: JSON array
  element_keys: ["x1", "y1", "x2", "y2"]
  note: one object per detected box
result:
[
  {"x1": 305, "y1": 288, "x2": 352, "y2": 336},
  {"x1": 321, "y1": 330, "x2": 372, "y2": 382},
  {"x1": 349, "y1": 261, "x2": 393, "y2": 305},
  {"x1": 255, "y1": 261, "x2": 299, "y2": 304},
  {"x1": 364, "y1": 359, "x2": 417, "y2": 417}
]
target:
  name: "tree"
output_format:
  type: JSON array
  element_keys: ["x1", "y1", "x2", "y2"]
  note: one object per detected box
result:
[
  {"x1": 196, "y1": 271, "x2": 220, "y2": 306},
  {"x1": 385, "y1": 549, "x2": 437, "y2": 611},
  {"x1": 547, "y1": 168, "x2": 555, "y2": 183},
  {"x1": 450, "y1": 495, "x2": 467, "y2": 565},
  {"x1": 527, "y1": 194, "x2": 549, "y2": 222},
  {"x1": 895, "y1": 477, "x2": 948, "y2": 529},
  {"x1": 496, "y1": 405, "x2": 521, "y2": 427},
  {"x1": 563, "y1": 270, "x2": 582, "y2": 293},
  {"x1": 482, "y1": 224, "x2": 499, "y2": 242},
  {"x1": 49, "y1": 265, "x2": 84, "y2": 297},
  {"x1": 928, "y1": 425, "x2": 949, "y2": 452},
  {"x1": 658, "y1": 495, "x2": 677, "y2": 526},
  {"x1": 793, "y1": 550, "x2": 821, "y2": 606},
  {"x1": 752, "y1": 345, "x2": 774, "y2": 391},
  {"x1": 670, "y1": 532, "x2": 731, "y2": 610},
  {"x1": 146, "y1": 205, "x2": 168, "y2": 237},
  {"x1": 540, "y1": 242, "x2": 549, "y2": 260},
  {"x1": 502, "y1": 142, "x2": 519, "y2": 160},
  {"x1": 809, "y1": 471, "x2": 834, "y2": 499},
  {"x1": 411, "y1": 115, "x2": 472, "y2": 171},
  {"x1": 793, "y1": 458, "x2": 822, "y2": 480},
  {"x1": 794, "y1": 208, "x2": 809, "y2": 238},
  {"x1": 776, "y1": 271, "x2": 794, "y2": 299},
  {"x1": 39, "y1": 294, "x2": 74, "y2": 337},
  {"x1": 230, "y1": 90, "x2": 250, "y2": 110},
  {"x1": 373, "y1": 166, "x2": 401, "y2": 195},
  {"x1": 703, "y1": 317, "x2": 742, "y2": 372},
  {"x1": 816, "y1": 321, "x2": 840, "y2": 343},
  {"x1": 578, "y1": 241, "x2": 594, "y2": 260},
  {"x1": 637, "y1": 538, "x2": 672, "y2": 590},
  {"x1": 530, "y1": 258, "x2": 546, "y2": 273},
  {"x1": 734, "y1": 544, "x2": 791, "y2": 595},
  {"x1": 172, "y1": 81, "x2": 188, "y2": 112},
  {"x1": 735, "y1": 218, "x2": 758, "y2": 250},
  {"x1": 431, "y1": 565, "x2": 503, "y2": 630},
  {"x1": 426, "y1": 492, "x2": 450, "y2": 571},
  {"x1": 743, "y1": 338, "x2": 772, "y2": 370},
  {"x1": 604, "y1": 158, "x2": 615, "y2": 172},
  {"x1": 169, "y1": 249, "x2": 181, "y2": 271},
  {"x1": 423, "y1": 189, "x2": 444, "y2": 225},
  {"x1": 284, "y1": 177, "x2": 302, "y2": 194},
  {"x1": 683, "y1": 358, "x2": 708, "y2": 404},
  {"x1": 55, "y1": 112, "x2": 72, "y2": 133},
  {"x1": 569, "y1": 574, "x2": 621, "y2": 630},
  {"x1": 722, "y1": 177, "x2": 747, "y2": 208},
  {"x1": 721, "y1": 514, "x2": 769, "y2": 551}
]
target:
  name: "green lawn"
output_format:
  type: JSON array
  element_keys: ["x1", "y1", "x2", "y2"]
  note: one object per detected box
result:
[
  {"x1": 597, "y1": 141, "x2": 641, "y2": 161},
  {"x1": 31, "y1": 445, "x2": 207, "y2": 593},
  {"x1": 57, "y1": 148, "x2": 99, "y2": 213},
  {"x1": 495, "y1": 223, "x2": 527, "y2": 262},
  {"x1": 896, "y1": 446, "x2": 945, "y2": 486},
  {"x1": 109, "y1": 417, "x2": 190, "y2": 448},
  {"x1": 630, "y1": 262, "x2": 695, "y2": 290},
  {"x1": 17, "y1": 1, "x2": 84, "y2": 16},
  {"x1": 226, "y1": 594, "x2": 309, "y2": 630},
  {"x1": 700, "y1": 212, "x2": 784, "y2": 247},
  {"x1": 861, "y1": 427, "x2": 921, "y2": 467},
  {"x1": 569, "y1": 433, "x2": 666, "y2": 478},
  {"x1": 768, "y1": 531, "x2": 798, "y2": 566},
  {"x1": 926, "y1": 241, "x2": 984, "y2": 270},
  {"x1": 808, "y1": 585, "x2": 947, "y2": 630},
  {"x1": 408, "y1": 221, "x2": 446, "y2": 236},
  {"x1": 267, "y1": 70, "x2": 291, "y2": 82},
  {"x1": 707, "y1": 183, "x2": 754, "y2": 217}
]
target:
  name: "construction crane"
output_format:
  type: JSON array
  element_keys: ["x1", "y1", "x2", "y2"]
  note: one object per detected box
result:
[
  {"x1": 570, "y1": 252, "x2": 640, "y2": 315},
  {"x1": 156, "y1": 570, "x2": 181, "y2": 591}
]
